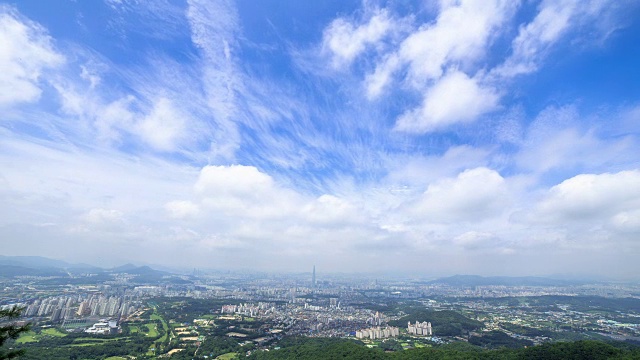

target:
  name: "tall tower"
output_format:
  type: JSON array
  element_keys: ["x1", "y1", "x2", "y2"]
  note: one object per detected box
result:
[{"x1": 312, "y1": 265, "x2": 316, "y2": 288}]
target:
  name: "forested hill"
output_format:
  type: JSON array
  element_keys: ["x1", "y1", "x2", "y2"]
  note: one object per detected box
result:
[
  {"x1": 247, "y1": 338, "x2": 640, "y2": 360},
  {"x1": 387, "y1": 310, "x2": 483, "y2": 336}
]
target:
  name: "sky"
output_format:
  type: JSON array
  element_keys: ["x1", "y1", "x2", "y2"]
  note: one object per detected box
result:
[{"x1": 1, "y1": 0, "x2": 639, "y2": 279}]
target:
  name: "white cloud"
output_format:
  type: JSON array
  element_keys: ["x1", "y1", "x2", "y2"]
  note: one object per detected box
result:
[
  {"x1": 83, "y1": 208, "x2": 124, "y2": 224},
  {"x1": 76, "y1": 208, "x2": 127, "y2": 233},
  {"x1": 0, "y1": 6, "x2": 64, "y2": 107},
  {"x1": 186, "y1": 0, "x2": 242, "y2": 161},
  {"x1": 453, "y1": 231, "x2": 500, "y2": 250},
  {"x1": 94, "y1": 96, "x2": 136, "y2": 143},
  {"x1": 54, "y1": 71, "x2": 206, "y2": 153},
  {"x1": 394, "y1": 71, "x2": 499, "y2": 133},
  {"x1": 412, "y1": 167, "x2": 508, "y2": 223},
  {"x1": 384, "y1": 145, "x2": 490, "y2": 186},
  {"x1": 190, "y1": 165, "x2": 304, "y2": 222},
  {"x1": 515, "y1": 105, "x2": 637, "y2": 174},
  {"x1": 137, "y1": 98, "x2": 188, "y2": 151},
  {"x1": 301, "y1": 195, "x2": 363, "y2": 226},
  {"x1": 0, "y1": 137, "x2": 197, "y2": 219},
  {"x1": 493, "y1": 0, "x2": 612, "y2": 77},
  {"x1": 165, "y1": 201, "x2": 200, "y2": 219},
  {"x1": 0, "y1": 1, "x2": 638, "y2": 276},
  {"x1": 365, "y1": 0, "x2": 516, "y2": 98},
  {"x1": 80, "y1": 64, "x2": 101, "y2": 89},
  {"x1": 322, "y1": 9, "x2": 394, "y2": 68},
  {"x1": 534, "y1": 170, "x2": 640, "y2": 223},
  {"x1": 610, "y1": 209, "x2": 640, "y2": 233},
  {"x1": 195, "y1": 165, "x2": 275, "y2": 197}
]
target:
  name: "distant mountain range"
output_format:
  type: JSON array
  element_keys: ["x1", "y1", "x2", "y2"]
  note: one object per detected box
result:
[
  {"x1": 0, "y1": 256, "x2": 598, "y2": 286},
  {"x1": 427, "y1": 274, "x2": 586, "y2": 287},
  {"x1": 0, "y1": 255, "x2": 101, "y2": 270},
  {"x1": 0, "y1": 255, "x2": 179, "y2": 283}
]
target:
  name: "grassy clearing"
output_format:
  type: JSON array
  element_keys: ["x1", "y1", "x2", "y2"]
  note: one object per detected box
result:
[
  {"x1": 41, "y1": 328, "x2": 67, "y2": 337},
  {"x1": 15, "y1": 331, "x2": 38, "y2": 343},
  {"x1": 16, "y1": 328, "x2": 67, "y2": 343},
  {"x1": 128, "y1": 325, "x2": 140, "y2": 333},
  {"x1": 68, "y1": 337, "x2": 128, "y2": 347},
  {"x1": 151, "y1": 312, "x2": 169, "y2": 342},
  {"x1": 216, "y1": 352, "x2": 238, "y2": 360},
  {"x1": 105, "y1": 357, "x2": 128, "y2": 360},
  {"x1": 148, "y1": 308, "x2": 169, "y2": 355},
  {"x1": 72, "y1": 337, "x2": 123, "y2": 343},
  {"x1": 145, "y1": 323, "x2": 159, "y2": 337}
]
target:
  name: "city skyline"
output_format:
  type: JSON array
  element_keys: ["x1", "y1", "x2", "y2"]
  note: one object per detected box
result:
[{"x1": 1, "y1": 0, "x2": 640, "y2": 278}]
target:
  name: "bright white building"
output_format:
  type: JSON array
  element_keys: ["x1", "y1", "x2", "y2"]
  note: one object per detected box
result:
[
  {"x1": 407, "y1": 321, "x2": 432, "y2": 336},
  {"x1": 355, "y1": 326, "x2": 399, "y2": 339}
]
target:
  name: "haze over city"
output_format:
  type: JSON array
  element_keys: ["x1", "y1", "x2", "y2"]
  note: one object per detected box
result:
[{"x1": 1, "y1": 0, "x2": 639, "y2": 279}]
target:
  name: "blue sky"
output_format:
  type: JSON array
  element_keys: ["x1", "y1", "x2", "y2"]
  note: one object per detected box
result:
[{"x1": 1, "y1": 0, "x2": 639, "y2": 278}]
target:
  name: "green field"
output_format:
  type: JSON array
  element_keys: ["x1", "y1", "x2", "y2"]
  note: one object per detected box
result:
[
  {"x1": 68, "y1": 337, "x2": 127, "y2": 347},
  {"x1": 16, "y1": 328, "x2": 67, "y2": 343},
  {"x1": 145, "y1": 323, "x2": 159, "y2": 337},
  {"x1": 105, "y1": 357, "x2": 128, "y2": 360},
  {"x1": 151, "y1": 313, "x2": 169, "y2": 342},
  {"x1": 42, "y1": 328, "x2": 67, "y2": 337},
  {"x1": 148, "y1": 309, "x2": 169, "y2": 355},
  {"x1": 15, "y1": 331, "x2": 38, "y2": 344},
  {"x1": 69, "y1": 342, "x2": 106, "y2": 347},
  {"x1": 72, "y1": 337, "x2": 123, "y2": 343},
  {"x1": 216, "y1": 352, "x2": 238, "y2": 360}
]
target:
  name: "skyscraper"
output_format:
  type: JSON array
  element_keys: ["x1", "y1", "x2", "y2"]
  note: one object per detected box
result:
[{"x1": 312, "y1": 265, "x2": 316, "y2": 288}]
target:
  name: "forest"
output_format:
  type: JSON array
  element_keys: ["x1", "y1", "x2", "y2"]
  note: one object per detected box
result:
[{"x1": 247, "y1": 337, "x2": 640, "y2": 360}]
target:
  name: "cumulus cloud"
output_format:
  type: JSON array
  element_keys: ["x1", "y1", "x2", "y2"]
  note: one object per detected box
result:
[
  {"x1": 412, "y1": 167, "x2": 508, "y2": 223},
  {"x1": 0, "y1": 6, "x2": 64, "y2": 107},
  {"x1": 350, "y1": 0, "x2": 623, "y2": 134},
  {"x1": 394, "y1": 71, "x2": 499, "y2": 133},
  {"x1": 610, "y1": 209, "x2": 640, "y2": 233},
  {"x1": 1, "y1": 1, "x2": 638, "y2": 276},
  {"x1": 195, "y1": 165, "x2": 272, "y2": 194},
  {"x1": 533, "y1": 170, "x2": 640, "y2": 224},
  {"x1": 301, "y1": 195, "x2": 363, "y2": 226},
  {"x1": 158, "y1": 165, "x2": 380, "y2": 255},
  {"x1": 322, "y1": 9, "x2": 394, "y2": 68},
  {"x1": 365, "y1": 0, "x2": 515, "y2": 98},
  {"x1": 384, "y1": 145, "x2": 490, "y2": 186},
  {"x1": 56, "y1": 89, "x2": 199, "y2": 153}
]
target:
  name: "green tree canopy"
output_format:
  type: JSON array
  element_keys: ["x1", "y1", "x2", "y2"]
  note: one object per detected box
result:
[{"x1": 0, "y1": 306, "x2": 30, "y2": 359}]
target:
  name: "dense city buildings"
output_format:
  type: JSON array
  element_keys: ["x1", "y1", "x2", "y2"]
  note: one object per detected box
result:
[{"x1": 1, "y1": 261, "x2": 639, "y2": 358}]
